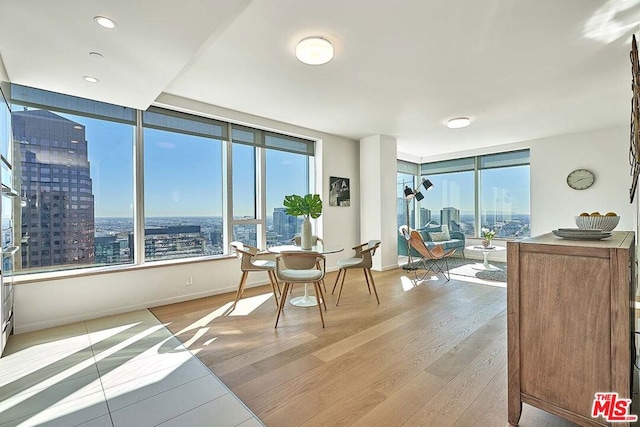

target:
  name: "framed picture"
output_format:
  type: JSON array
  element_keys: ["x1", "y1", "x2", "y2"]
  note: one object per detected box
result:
[{"x1": 329, "y1": 176, "x2": 350, "y2": 207}]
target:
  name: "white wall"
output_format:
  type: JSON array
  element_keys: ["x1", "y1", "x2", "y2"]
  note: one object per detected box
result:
[
  {"x1": 360, "y1": 135, "x2": 398, "y2": 271},
  {"x1": 14, "y1": 95, "x2": 360, "y2": 333},
  {"x1": 529, "y1": 126, "x2": 634, "y2": 235}
]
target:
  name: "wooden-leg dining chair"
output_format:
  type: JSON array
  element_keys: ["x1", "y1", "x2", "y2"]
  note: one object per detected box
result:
[
  {"x1": 332, "y1": 240, "x2": 381, "y2": 306},
  {"x1": 230, "y1": 241, "x2": 280, "y2": 311},
  {"x1": 274, "y1": 251, "x2": 327, "y2": 328},
  {"x1": 291, "y1": 235, "x2": 326, "y2": 292}
]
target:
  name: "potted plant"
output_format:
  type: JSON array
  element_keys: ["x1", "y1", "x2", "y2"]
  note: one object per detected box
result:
[
  {"x1": 481, "y1": 227, "x2": 496, "y2": 247},
  {"x1": 283, "y1": 194, "x2": 322, "y2": 249}
]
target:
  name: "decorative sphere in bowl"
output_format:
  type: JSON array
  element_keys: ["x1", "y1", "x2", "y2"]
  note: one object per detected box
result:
[{"x1": 574, "y1": 215, "x2": 620, "y2": 231}]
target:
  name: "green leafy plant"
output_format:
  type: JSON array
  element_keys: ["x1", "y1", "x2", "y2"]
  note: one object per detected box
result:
[{"x1": 283, "y1": 194, "x2": 322, "y2": 219}]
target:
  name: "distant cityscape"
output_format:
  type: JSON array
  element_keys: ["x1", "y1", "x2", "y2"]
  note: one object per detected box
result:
[
  {"x1": 397, "y1": 202, "x2": 530, "y2": 238},
  {"x1": 93, "y1": 214, "x2": 301, "y2": 266}
]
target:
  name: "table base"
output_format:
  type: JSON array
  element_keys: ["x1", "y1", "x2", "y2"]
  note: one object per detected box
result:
[
  {"x1": 290, "y1": 295, "x2": 318, "y2": 307},
  {"x1": 471, "y1": 262, "x2": 501, "y2": 271},
  {"x1": 289, "y1": 283, "x2": 322, "y2": 307}
]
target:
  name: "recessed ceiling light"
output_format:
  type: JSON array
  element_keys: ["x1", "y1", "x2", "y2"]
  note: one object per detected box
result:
[
  {"x1": 295, "y1": 37, "x2": 334, "y2": 65},
  {"x1": 83, "y1": 76, "x2": 99, "y2": 83},
  {"x1": 89, "y1": 51, "x2": 104, "y2": 59},
  {"x1": 446, "y1": 117, "x2": 471, "y2": 129},
  {"x1": 94, "y1": 16, "x2": 117, "y2": 29}
]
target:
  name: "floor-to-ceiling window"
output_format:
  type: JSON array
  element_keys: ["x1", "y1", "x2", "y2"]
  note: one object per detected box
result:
[
  {"x1": 229, "y1": 126, "x2": 314, "y2": 249},
  {"x1": 11, "y1": 87, "x2": 135, "y2": 273},
  {"x1": 10, "y1": 85, "x2": 315, "y2": 276},
  {"x1": 265, "y1": 148, "x2": 309, "y2": 247},
  {"x1": 478, "y1": 151, "x2": 530, "y2": 238},
  {"x1": 142, "y1": 108, "x2": 224, "y2": 261},
  {"x1": 398, "y1": 149, "x2": 530, "y2": 245},
  {"x1": 421, "y1": 157, "x2": 476, "y2": 236}
]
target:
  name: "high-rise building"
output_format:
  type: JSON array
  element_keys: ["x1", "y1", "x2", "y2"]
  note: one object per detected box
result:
[
  {"x1": 95, "y1": 236, "x2": 120, "y2": 265},
  {"x1": 273, "y1": 207, "x2": 297, "y2": 243},
  {"x1": 12, "y1": 110, "x2": 95, "y2": 269},
  {"x1": 440, "y1": 207, "x2": 460, "y2": 230},
  {"x1": 419, "y1": 208, "x2": 431, "y2": 226}
]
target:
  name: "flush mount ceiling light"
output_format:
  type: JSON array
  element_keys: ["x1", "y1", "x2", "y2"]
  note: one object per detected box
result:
[
  {"x1": 94, "y1": 16, "x2": 117, "y2": 29},
  {"x1": 83, "y1": 75, "x2": 99, "y2": 83},
  {"x1": 446, "y1": 117, "x2": 471, "y2": 129},
  {"x1": 295, "y1": 37, "x2": 334, "y2": 65}
]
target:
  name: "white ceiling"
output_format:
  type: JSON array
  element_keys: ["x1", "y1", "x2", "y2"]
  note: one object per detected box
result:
[{"x1": 0, "y1": 0, "x2": 638, "y2": 158}]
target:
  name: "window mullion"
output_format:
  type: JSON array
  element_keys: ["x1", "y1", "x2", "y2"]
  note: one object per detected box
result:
[
  {"x1": 224, "y1": 124, "x2": 233, "y2": 253},
  {"x1": 134, "y1": 109, "x2": 145, "y2": 264},
  {"x1": 257, "y1": 147, "x2": 266, "y2": 249},
  {"x1": 474, "y1": 157, "x2": 480, "y2": 238}
]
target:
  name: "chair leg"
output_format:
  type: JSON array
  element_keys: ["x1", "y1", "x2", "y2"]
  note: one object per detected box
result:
[
  {"x1": 317, "y1": 260, "x2": 327, "y2": 292},
  {"x1": 443, "y1": 257, "x2": 451, "y2": 282},
  {"x1": 232, "y1": 271, "x2": 249, "y2": 309},
  {"x1": 366, "y1": 268, "x2": 380, "y2": 304},
  {"x1": 332, "y1": 269, "x2": 343, "y2": 294},
  {"x1": 363, "y1": 268, "x2": 371, "y2": 293},
  {"x1": 313, "y1": 281, "x2": 325, "y2": 327},
  {"x1": 267, "y1": 270, "x2": 280, "y2": 308},
  {"x1": 316, "y1": 278, "x2": 327, "y2": 310},
  {"x1": 275, "y1": 282, "x2": 290, "y2": 328},
  {"x1": 336, "y1": 268, "x2": 348, "y2": 306},
  {"x1": 270, "y1": 271, "x2": 282, "y2": 296}
]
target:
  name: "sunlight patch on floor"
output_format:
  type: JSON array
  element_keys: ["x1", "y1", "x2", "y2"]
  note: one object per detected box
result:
[
  {"x1": 175, "y1": 293, "x2": 274, "y2": 339},
  {"x1": 0, "y1": 352, "x2": 99, "y2": 414},
  {"x1": 449, "y1": 273, "x2": 506, "y2": 288},
  {"x1": 91, "y1": 324, "x2": 167, "y2": 363},
  {"x1": 399, "y1": 274, "x2": 441, "y2": 291},
  {"x1": 227, "y1": 293, "x2": 273, "y2": 316},
  {"x1": 181, "y1": 327, "x2": 210, "y2": 350}
]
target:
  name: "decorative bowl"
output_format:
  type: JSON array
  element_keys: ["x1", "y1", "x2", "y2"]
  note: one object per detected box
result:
[{"x1": 574, "y1": 215, "x2": 620, "y2": 232}]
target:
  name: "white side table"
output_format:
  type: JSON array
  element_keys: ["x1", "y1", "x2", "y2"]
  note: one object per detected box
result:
[{"x1": 465, "y1": 245, "x2": 506, "y2": 271}]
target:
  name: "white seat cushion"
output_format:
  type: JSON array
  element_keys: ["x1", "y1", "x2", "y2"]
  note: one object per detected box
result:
[
  {"x1": 337, "y1": 257, "x2": 363, "y2": 268},
  {"x1": 252, "y1": 260, "x2": 276, "y2": 269},
  {"x1": 278, "y1": 269, "x2": 323, "y2": 281}
]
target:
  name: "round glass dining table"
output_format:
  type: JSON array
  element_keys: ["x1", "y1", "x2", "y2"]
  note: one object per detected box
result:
[{"x1": 268, "y1": 244, "x2": 343, "y2": 307}]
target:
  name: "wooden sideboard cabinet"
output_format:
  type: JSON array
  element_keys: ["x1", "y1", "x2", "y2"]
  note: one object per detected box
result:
[{"x1": 507, "y1": 231, "x2": 635, "y2": 426}]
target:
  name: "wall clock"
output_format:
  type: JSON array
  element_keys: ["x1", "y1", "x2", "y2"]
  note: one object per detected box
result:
[{"x1": 566, "y1": 169, "x2": 595, "y2": 190}]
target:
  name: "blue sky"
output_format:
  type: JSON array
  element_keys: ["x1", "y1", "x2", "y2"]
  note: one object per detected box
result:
[
  {"x1": 29, "y1": 108, "x2": 527, "y2": 219},
  {"x1": 54, "y1": 112, "x2": 309, "y2": 218},
  {"x1": 399, "y1": 165, "x2": 530, "y2": 215}
]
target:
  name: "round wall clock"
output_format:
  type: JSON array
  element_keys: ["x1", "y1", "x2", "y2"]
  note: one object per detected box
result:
[{"x1": 566, "y1": 169, "x2": 595, "y2": 190}]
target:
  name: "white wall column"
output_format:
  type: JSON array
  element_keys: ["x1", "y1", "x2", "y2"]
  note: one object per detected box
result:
[{"x1": 360, "y1": 135, "x2": 398, "y2": 271}]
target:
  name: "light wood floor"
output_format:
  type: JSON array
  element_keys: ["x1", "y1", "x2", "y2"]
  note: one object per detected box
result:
[{"x1": 151, "y1": 268, "x2": 581, "y2": 427}]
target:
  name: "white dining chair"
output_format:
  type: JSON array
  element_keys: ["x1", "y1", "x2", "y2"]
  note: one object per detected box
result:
[{"x1": 274, "y1": 251, "x2": 327, "y2": 328}]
